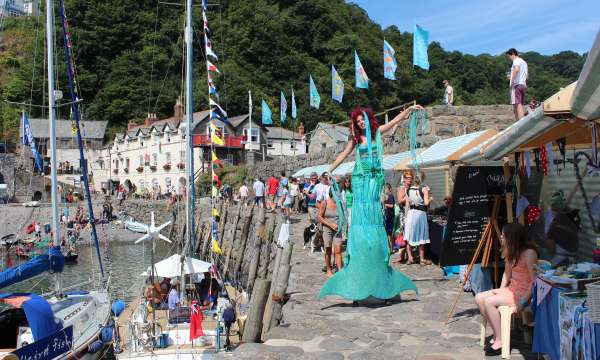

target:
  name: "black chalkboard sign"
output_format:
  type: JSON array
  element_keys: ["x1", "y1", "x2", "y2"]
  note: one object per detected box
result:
[
  {"x1": 440, "y1": 166, "x2": 506, "y2": 266},
  {"x1": 519, "y1": 168, "x2": 544, "y2": 206}
]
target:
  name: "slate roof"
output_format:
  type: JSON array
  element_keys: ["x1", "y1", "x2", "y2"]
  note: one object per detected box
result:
[
  {"x1": 23, "y1": 118, "x2": 107, "y2": 139},
  {"x1": 265, "y1": 126, "x2": 301, "y2": 140},
  {"x1": 313, "y1": 123, "x2": 349, "y2": 143}
]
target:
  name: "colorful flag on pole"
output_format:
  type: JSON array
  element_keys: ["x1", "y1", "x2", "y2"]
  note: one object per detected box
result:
[
  {"x1": 209, "y1": 98, "x2": 230, "y2": 125},
  {"x1": 331, "y1": 65, "x2": 344, "y2": 103},
  {"x1": 206, "y1": 60, "x2": 220, "y2": 74},
  {"x1": 354, "y1": 50, "x2": 369, "y2": 89},
  {"x1": 204, "y1": 33, "x2": 218, "y2": 60},
  {"x1": 413, "y1": 24, "x2": 430, "y2": 70},
  {"x1": 291, "y1": 88, "x2": 297, "y2": 119},
  {"x1": 383, "y1": 39, "x2": 397, "y2": 80},
  {"x1": 212, "y1": 151, "x2": 224, "y2": 169},
  {"x1": 280, "y1": 90, "x2": 287, "y2": 124},
  {"x1": 212, "y1": 172, "x2": 222, "y2": 188},
  {"x1": 309, "y1": 75, "x2": 320, "y2": 109},
  {"x1": 210, "y1": 123, "x2": 224, "y2": 146},
  {"x1": 261, "y1": 99, "x2": 273, "y2": 125},
  {"x1": 21, "y1": 112, "x2": 42, "y2": 171}
]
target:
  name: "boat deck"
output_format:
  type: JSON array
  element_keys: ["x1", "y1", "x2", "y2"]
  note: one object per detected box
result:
[{"x1": 116, "y1": 296, "x2": 241, "y2": 359}]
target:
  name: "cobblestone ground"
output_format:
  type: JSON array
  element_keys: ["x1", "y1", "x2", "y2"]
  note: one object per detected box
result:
[{"x1": 219, "y1": 215, "x2": 538, "y2": 360}]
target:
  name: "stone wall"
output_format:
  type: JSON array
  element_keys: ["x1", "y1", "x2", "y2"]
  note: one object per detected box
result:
[{"x1": 248, "y1": 104, "x2": 515, "y2": 177}]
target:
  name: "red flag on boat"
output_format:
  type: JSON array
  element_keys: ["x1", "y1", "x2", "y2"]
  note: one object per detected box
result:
[{"x1": 189, "y1": 300, "x2": 204, "y2": 340}]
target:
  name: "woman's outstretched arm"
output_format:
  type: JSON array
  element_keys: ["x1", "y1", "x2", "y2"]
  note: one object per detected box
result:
[
  {"x1": 379, "y1": 105, "x2": 424, "y2": 134},
  {"x1": 330, "y1": 139, "x2": 356, "y2": 173}
]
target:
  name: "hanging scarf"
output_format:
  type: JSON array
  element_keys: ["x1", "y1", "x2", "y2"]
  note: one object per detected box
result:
[
  {"x1": 520, "y1": 152, "x2": 527, "y2": 177},
  {"x1": 408, "y1": 110, "x2": 423, "y2": 173},
  {"x1": 514, "y1": 152, "x2": 521, "y2": 176},
  {"x1": 329, "y1": 178, "x2": 348, "y2": 239},
  {"x1": 557, "y1": 137, "x2": 567, "y2": 168},
  {"x1": 419, "y1": 110, "x2": 427, "y2": 148},
  {"x1": 524, "y1": 150, "x2": 532, "y2": 178},
  {"x1": 588, "y1": 123, "x2": 600, "y2": 176},
  {"x1": 545, "y1": 142, "x2": 556, "y2": 174},
  {"x1": 533, "y1": 148, "x2": 541, "y2": 171},
  {"x1": 540, "y1": 145, "x2": 548, "y2": 175}
]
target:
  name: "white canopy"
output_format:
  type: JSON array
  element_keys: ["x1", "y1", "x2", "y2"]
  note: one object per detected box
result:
[{"x1": 140, "y1": 254, "x2": 212, "y2": 278}]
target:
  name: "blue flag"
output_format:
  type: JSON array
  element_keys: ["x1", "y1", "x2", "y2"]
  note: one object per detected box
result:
[
  {"x1": 291, "y1": 88, "x2": 297, "y2": 119},
  {"x1": 21, "y1": 112, "x2": 42, "y2": 172},
  {"x1": 413, "y1": 24, "x2": 430, "y2": 70},
  {"x1": 354, "y1": 50, "x2": 369, "y2": 89},
  {"x1": 309, "y1": 75, "x2": 320, "y2": 109},
  {"x1": 383, "y1": 40, "x2": 397, "y2": 80},
  {"x1": 262, "y1": 99, "x2": 273, "y2": 125},
  {"x1": 331, "y1": 65, "x2": 344, "y2": 103},
  {"x1": 280, "y1": 90, "x2": 287, "y2": 124}
]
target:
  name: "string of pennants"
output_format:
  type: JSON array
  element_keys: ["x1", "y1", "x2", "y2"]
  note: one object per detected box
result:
[{"x1": 261, "y1": 24, "x2": 430, "y2": 124}]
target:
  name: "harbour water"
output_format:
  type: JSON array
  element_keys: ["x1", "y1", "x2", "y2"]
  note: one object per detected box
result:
[{"x1": 1, "y1": 240, "x2": 172, "y2": 303}]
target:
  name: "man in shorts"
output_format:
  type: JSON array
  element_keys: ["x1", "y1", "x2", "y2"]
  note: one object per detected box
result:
[
  {"x1": 506, "y1": 48, "x2": 528, "y2": 121},
  {"x1": 267, "y1": 175, "x2": 279, "y2": 211},
  {"x1": 252, "y1": 177, "x2": 265, "y2": 207},
  {"x1": 304, "y1": 172, "x2": 319, "y2": 222}
]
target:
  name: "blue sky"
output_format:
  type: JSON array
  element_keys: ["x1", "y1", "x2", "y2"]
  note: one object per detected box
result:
[{"x1": 349, "y1": 0, "x2": 599, "y2": 55}]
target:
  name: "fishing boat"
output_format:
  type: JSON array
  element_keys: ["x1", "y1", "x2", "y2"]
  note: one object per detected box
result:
[{"x1": 0, "y1": 0, "x2": 114, "y2": 358}]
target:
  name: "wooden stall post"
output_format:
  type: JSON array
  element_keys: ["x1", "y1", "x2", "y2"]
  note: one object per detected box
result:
[
  {"x1": 241, "y1": 279, "x2": 271, "y2": 342},
  {"x1": 503, "y1": 157, "x2": 514, "y2": 223}
]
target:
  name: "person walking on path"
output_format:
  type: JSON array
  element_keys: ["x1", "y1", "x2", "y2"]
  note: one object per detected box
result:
[
  {"x1": 303, "y1": 173, "x2": 319, "y2": 222},
  {"x1": 442, "y1": 79, "x2": 454, "y2": 106},
  {"x1": 475, "y1": 223, "x2": 538, "y2": 356},
  {"x1": 267, "y1": 175, "x2": 279, "y2": 211},
  {"x1": 252, "y1": 178, "x2": 266, "y2": 208},
  {"x1": 318, "y1": 188, "x2": 343, "y2": 277},
  {"x1": 383, "y1": 183, "x2": 396, "y2": 253},
  {"x1": 289, "y1": 178, "x2": 299, "y2": 213},
  {"x1": 239, "y1": 182, "x2": 249, "y2": 206},
  {"x1": 506, "y1": 48, "x2": 528, "y2": 121},
  {"x1": 398, "y1": 170, "x2": 432, "y2": 266},
  {"x1": 319, "y1": 105, "x2": 419, "y2": 303}
]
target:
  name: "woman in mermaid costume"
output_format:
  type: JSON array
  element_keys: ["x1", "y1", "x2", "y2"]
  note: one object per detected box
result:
[{"x1": 319, "y1": 105, "x2": 421, "y2": 302}]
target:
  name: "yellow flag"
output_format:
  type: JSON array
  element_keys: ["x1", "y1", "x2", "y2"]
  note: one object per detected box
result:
[
  {"x1": 212, "y1": 207, "x2": 220, "y2": 218},
  {"x1": 212, "y1": 237, "x2": 222, "y2": 255},
  {"x1": 210, "y1": 123, "x2": 224, "y2": 146},
  {"x1": 212, "y1": 185, "x2": 219, "y2": 197}
]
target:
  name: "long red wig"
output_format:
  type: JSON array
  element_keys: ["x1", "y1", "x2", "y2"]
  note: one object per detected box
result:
[{"x1": 349, "y1": 106, "x2": 378, "y2": 143}]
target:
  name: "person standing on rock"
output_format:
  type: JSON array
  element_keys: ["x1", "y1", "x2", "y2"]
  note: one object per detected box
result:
[
  {"x1": 506, "y1": 48, "x2": 528, "y2": 121},
  {"x1": 319, "y1": 105, "x2": 420, "y2": 304},
  {"x1": 442, "y1": 79, "x2": 454, "y2": 106},
  {"x1": 252, "y1": 177, "x2": 266, "y2": 208}
]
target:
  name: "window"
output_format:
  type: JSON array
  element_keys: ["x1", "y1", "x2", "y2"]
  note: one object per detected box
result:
[
  {"x1": 61, "y1": 139, "x2": 70, "y2": 148},
  {"x1": 138, "y1": 155, "x2": 143, "y2": 166},
  {"x1": 166, "y1": 133, "x2": 171, "y2": 142},
  {"x1": 139, "y1": 179, "x2": 145, "y2": 190},
  {"x1": 267, "y1": 139, "x2": 274, "y2": 148},
  {"x1": 125, "y1": 158, "x2": 130, "y2": 169},
  {"x1": 290, "y1": 140, "x2": 296, "y2": 150},
  {"x1": 180, "y1": 150, "x2": 185, "y2": 163},
  {"x1": 113, "y1": 159, "x2": 119, "y2": 169},
  {"x1": 321, "y1": 143, "x2": 326, "y2": 150},
  {"x1": 226, "y1": 154, "x2": 234, "y2": 165},
  {"x1": 243, "y1": 128, "x2": 259, "y2": 143},
  {"x1": 165, "y1": 177, "x2": 172, "y2": 189},
  {"x1": 152, "y1": 153, "x2": 158, "y2": 166},
  {"x1": 165, "y1": 152, "x2": 171, "y2": 164}
]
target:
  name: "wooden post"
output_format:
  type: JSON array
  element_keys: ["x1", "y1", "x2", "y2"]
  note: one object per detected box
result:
[
  {"x1": 261, "y1": 241, "x2": 293, "y2": 340},
  {"x1": 268, "y1": 261, "x2": 291, "y2": 330},
  {"x1": 218, "y1": 204, "x2": 229, "y2": 244},
  {"x1": 241, "y1": 279, "x2": 271, "y2": 342},
  {"x1": 223, "y1": 204, "x2": 242, "y2": 278},
  {"x1": 258, "y1": 214, "x2": 277, "y2": 279},
  {"x1": 246, "y1": 207, "x2": 266, "y2": 293},
  {"x1": 201, "y1": 221, "x2": 211, "y2": 259},
  {"x1": 234, "y1": 204, "x2": 255, "y2": 278}
]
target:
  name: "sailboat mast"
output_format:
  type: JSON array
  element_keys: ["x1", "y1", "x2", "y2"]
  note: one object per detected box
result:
[
  {"x1": 46, "y1": 0, "x2": 61, "y2": 294},
  {"x1": 182, "y1": 0, "x2": 195, "y2": 300}
]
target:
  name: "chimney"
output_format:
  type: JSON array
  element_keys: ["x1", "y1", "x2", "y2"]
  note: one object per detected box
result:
[
  {"x1": 144, "y1": 113, "x2": 158, "y2": 127},
  {"x1": 174, "y1": 97, "x2": 183, "y2": 122},
  {"x1": 127, "y1": 121, "x2": 138, "y2": 131}
]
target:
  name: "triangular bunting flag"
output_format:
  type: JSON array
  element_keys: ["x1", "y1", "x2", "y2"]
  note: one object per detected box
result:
[
  {"x1": 262, "y1": 99, "x2": 273, "y2": 125},
  {"x1": 291, "y1": 88, "x2": 297, "y2": 119},
  {"x1": 383, "y1": 39, "x2": 397, "y2": 80},
  {"x1": 280, "y1": 90, "x2": 287, "y2": 124},
  {"x1": 210, "y1": 123, "x2": 225, "y2": 146},
  {"x1": 331, "y1": 65, "x2": 344, "y2": 103}
]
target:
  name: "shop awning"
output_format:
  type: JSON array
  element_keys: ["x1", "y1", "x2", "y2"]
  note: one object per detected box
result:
[
  {"x1": 382, "y1": 150, "x2": 412, "y2": 170},
  {"x1": 292, "y1": 164, "x2": 329, "y2": 178},
  {"x1": 481, "y1": 106, "x2": 557, "y2": 160},
  {"x1": 571, "y1": 30, "x2": 600, "y2": 121},
  {"x1": 515, "y1": 118, "x2": 597, "y2": 151},
  {"x1": 395, "y1": 131, "x2": 493, "y2": 169},
  {"x1": 332, "y1": 161, "x2": 354, "y2": 176}
]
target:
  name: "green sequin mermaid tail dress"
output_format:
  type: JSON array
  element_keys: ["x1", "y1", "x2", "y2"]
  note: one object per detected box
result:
[{"x1": 319, "y1": 131, "x2": 418, "y2": 300}]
